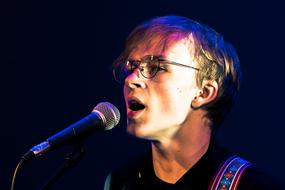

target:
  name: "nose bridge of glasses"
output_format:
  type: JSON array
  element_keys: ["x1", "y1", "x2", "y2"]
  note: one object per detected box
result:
[
  {"x1": 116, "y1": 56, "x2": 157, "y2": 83},
  {"x1": 131, "y1": 57, "x2": 160, "y2": 79},
  {"x1": 127, "y1": 60, "x2": 147, "y2": 74},
  {"x1": 124, "y1": 60, "x2": 143, "y2": 79},
  {"x1": 124, "y1": 66, "x2": 147, "y2": 89}
]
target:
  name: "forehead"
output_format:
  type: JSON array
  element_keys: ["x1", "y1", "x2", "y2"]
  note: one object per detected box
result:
[{"x1": 129, "y1": 34, "x2": 196, "y2": 61}]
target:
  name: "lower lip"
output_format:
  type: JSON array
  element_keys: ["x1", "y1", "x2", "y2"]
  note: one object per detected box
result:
[{"x1": 127, "y1": 108, "x2": 145, "y2": 118}]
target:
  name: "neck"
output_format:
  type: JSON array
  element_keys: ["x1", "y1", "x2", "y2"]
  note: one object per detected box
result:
[{"x1": 151, "y1": 112, "x2": 212, "y2": 184}]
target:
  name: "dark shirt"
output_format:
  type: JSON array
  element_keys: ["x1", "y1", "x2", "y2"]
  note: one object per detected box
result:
[{"x1": 104, "y1": 140, "x2": 280, "y2": 190}]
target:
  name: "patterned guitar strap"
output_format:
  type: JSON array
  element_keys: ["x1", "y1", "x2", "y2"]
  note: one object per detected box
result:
[{"x1": 209, "y1": 156, "x2": 252, "y2": 190}]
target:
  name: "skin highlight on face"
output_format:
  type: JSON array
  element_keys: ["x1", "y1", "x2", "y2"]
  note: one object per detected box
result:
[{"x1": 123, "y1": 37, "x2": 202, "y2": 142}]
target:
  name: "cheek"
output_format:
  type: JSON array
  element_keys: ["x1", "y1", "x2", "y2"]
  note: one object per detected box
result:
[
  {"x1": 175, "y1": 87, "x2": 193, "y2": 108},
  {"x1": 176, "y1": 86, "x2": 195, "y2": 99},
  {"x1": 171, "y1": 82, "x2": 197, "y2": 111},
  {"x1": 154, "y1": 85, "x2": 191, "y2": 114},
  {"x1": 151, "y1": 87, "x2": 190, "y2": 125}
]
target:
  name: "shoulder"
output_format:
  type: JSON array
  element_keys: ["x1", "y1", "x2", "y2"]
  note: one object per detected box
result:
[{"x1": 238, "y1": 164, "x2": 282, "y2": 190}]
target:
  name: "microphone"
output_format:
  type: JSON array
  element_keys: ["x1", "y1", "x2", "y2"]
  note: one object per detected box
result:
[{"x1": 22, "y1": 102, "x2": 120, "y2": 161}]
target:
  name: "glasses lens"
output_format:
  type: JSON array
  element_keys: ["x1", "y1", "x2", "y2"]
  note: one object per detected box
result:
[
  {"x1": 113, "y1": 56, "x2": 160, "y2": 83},
  {"x1": 113, "y1": 61, "x2": 129, "y2": 83},
  {"x1": 113, "y1": 59, "x2": 141, "y2": 83},
  {"x1": 140, "y1": 57, "x2": 159, "y2": 78}
]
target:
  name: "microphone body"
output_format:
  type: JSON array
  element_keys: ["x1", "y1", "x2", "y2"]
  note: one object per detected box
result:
[{"x1": 23, "y1": 102, "x2": 120, "y2": 161}]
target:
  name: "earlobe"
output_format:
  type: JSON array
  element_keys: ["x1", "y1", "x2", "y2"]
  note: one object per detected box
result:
[{"x1": 191, "y1": 80, "x2": 218, "y2": 109}]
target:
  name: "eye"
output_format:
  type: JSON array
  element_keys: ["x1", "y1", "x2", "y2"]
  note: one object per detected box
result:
[
  {"x1": 157, "y1": 61, "x2": 168, "y2": 72},
  {"x1": 158, "y1": 66, "x2": 167, "y2": 71},
  {"x1": 145, "y1": 60, "x2": 159, "y2": 76}
]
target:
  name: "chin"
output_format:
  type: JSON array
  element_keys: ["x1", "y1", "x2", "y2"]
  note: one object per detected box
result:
[
  {"x1": 127, "y1": 123, "x2": 158, "y2": 141},
  {"x1": 127, "y1": 123, "x2": 144, "y2": 137}
]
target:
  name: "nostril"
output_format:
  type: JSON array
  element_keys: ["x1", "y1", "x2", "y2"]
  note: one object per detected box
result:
[
  {"x1": 126, "y1": 80, "x2": 143, "y2": 89},
  {"x1": 133, "y1": 83, "x2": 142, "y2": 88}
]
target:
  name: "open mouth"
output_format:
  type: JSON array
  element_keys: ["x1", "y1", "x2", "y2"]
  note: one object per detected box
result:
[{"x1": 128, "y1": 99, "x2": 146, "y2": 111}]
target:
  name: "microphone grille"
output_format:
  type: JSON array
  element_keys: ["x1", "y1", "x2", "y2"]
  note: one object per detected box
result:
[{"x1": 93, "y1": 102, "x2": 120, "y2": 130}]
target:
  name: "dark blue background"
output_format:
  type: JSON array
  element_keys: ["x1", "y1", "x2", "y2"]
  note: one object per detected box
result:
[{"x1": 1, "y1": 0, "x2": 284, "y2": 189}]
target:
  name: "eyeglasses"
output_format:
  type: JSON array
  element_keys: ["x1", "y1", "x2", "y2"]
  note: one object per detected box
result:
[{"x1": 113, "y1": 55, "x2": 200, "y2": 83}]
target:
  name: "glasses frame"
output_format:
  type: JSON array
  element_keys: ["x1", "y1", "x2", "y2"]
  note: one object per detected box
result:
[{"x1": 113, "y1": 55, "x2": 200, "y2": 83}]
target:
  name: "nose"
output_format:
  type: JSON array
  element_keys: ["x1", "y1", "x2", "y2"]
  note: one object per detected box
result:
[{"x1": 124, "y1": 68, "x2": 146, "y2": 89}]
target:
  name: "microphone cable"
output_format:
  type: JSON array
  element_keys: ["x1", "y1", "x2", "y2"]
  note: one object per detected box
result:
[{"x1": 11, "y1": 158, "x2": 25, "y2": 190}]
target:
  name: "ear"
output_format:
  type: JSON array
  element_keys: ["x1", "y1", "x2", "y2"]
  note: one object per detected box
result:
[{"x1": 191, "y1": 80, "x2": 218, "y2": 109}]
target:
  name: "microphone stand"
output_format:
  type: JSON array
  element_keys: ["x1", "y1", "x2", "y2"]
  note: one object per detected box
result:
[{"x1": 40, "y1": 142, "x2": 86, "y2": 190}]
